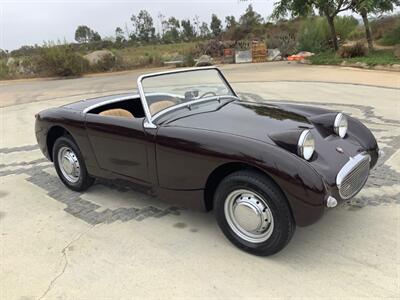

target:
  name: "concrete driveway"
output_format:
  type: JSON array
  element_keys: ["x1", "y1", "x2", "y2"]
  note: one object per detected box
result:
[{"x1": 1, "y1": 62, "x2": 399, "y2": 299}]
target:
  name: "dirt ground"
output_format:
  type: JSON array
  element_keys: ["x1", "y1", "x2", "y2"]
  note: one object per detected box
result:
[{"x1": 0, "y1": 62, "x2": 399, "y2": 299}]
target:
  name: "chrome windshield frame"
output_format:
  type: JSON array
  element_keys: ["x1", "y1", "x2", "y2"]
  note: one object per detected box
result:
[
  {"x1": 151, "y1": 95, "x2": 238, "y2": 122},
  {"x1": 136, "y1": 66, "x2": 238, "y2": 129}
]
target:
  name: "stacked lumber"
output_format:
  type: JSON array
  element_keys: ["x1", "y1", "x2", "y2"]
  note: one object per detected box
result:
[
  {"x1": 223, "y1": 48, "x2": 235, "y2": 64},
  {"x1": 252, "y1": 41, "x2": 267, "y2": 63}
]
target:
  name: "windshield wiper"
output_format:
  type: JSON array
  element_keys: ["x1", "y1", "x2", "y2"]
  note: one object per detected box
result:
[{"x1": 185, "y1": 95, "x2": 238, "y2": 111}]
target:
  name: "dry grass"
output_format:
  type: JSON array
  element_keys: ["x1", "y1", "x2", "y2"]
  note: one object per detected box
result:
[{"x1": 115, "y1": 42, "x2": 197, "y2": 67}]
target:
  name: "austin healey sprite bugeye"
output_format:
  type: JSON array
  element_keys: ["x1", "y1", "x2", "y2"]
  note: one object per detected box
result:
[{"x1": 35, "y1": 67, "x2": 380, "y2": 255}]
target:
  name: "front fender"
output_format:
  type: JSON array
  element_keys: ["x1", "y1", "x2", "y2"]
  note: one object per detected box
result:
[
  {"x1": 156, "y1": 126, "x2": 327, "y2": 226},
  {"x1": 347, "y1": 116, "x2": 379, "y2": 167},
  {"x1": 256, "y1": 144, "x2": 327, "y2": 226}
]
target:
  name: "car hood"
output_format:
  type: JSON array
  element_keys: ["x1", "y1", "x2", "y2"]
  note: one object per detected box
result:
[
  {"x1": 166, "y1": 100, "x2": 373, "y2": 188},
  {"x1": 166, "y1": 100, "x2": 319, "y2": 142}
]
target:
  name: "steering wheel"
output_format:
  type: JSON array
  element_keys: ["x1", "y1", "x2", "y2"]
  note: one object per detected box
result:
[{"x1": 199, "y1": 91, "x2": 217, "y2": 99}]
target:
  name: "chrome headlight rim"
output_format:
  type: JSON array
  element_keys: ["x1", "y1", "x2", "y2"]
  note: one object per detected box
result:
[
  {"x1": 334, "y1": 113, "x2": 348, "y2": 138},
  {"x1": 297, "y1": 129, "x2": 315, "y2": 161}
]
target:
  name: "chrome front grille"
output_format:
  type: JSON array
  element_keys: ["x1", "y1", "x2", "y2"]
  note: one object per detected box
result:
[{"x1": 336, "y1": 153, "x2": 370, "y2": 200}]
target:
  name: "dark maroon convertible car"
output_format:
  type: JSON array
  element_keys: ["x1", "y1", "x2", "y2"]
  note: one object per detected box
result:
[{"x1": 35, "y1": 67, "x2": 379, "y2": 255}]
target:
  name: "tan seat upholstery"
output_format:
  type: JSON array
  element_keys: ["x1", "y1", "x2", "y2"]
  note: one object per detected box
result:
[
  {"x1": 99, "y1": 108, "x2": 134, "y2": 118},
  {"x1": 150, "y1": 100, "x2": 175, "y2": 115}
]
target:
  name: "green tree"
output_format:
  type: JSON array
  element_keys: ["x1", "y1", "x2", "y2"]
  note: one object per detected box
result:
[
  {"x1": 239, "y1": 4, "x2": 263, "y2": 35},
  {"x1": 91, "y1": 31, "x2": 102, "y2": 42},
  {"x1": 351, "y1": 0, "x2": 400, "y2": 50},
  {"x1": 74, "y1": 25, "x2": 93, "y2": 43},
  {"x1": 162, "y1": 17, "x2": 181, "y2": 43},
  {"x1": 115, "y1": 27, "x2": 125, "y2": 43},
  {"x1": 381, "y1": 20, "x2": 400, "y2": 45},
  {"x1": 193, "y1": 15, "x2": 201, "y2": 35},
  {"x1": 225, "y1": 16, "x2": 237, "y2": 29},
  {"x1": 158, "y1": 13, "x2": 166, "y2": 35},
  {"x1": 0, "y1": 49, "x2": 7, "y2": 59},
  {"x1": 199, "y1": 22, "x2": 211, "y2": 38},
  {"x1": 272, "y1": 0, "x2": 354, "y2": 50},
  {"x1": 131, "y1": 10, "x2": 156, "y2": 43},
  {"x1": 210, "y1": 14, "x2": 222, "y2": 38},
  {"x1": 74, "y1": 25, "x2": 101, "y2": 43},
  {"x1": 181, "y1": 19, "x2": 196, "y2": 41}
]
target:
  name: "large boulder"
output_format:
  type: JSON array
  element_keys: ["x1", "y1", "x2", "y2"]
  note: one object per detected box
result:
[
  {"x1": 6, "y1": 57, "x2": 15, "y2": 67},
  {"x1": 267, "y1": 49, "x2": 281, "y2": 61},
  {"x1": 195, "y1": 55, "x2": 213, "y2": 67},
  {"x1": 391, "y1": 64, "x2": 400, "y2": 71},
  {"x1": 5, "y1": 57, "x2": 31, "y2": 75},
  {"x1": 84, "y1": 50, "x2": 114, "y2": 65}
]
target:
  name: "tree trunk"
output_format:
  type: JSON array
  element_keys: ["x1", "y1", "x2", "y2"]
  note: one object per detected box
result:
[
  {"x1": 361, "y1": 9, "x2": 373, "y2": 51},
  {"x1": 326, "y1": 15, "x2": 339, "y2": 51}
]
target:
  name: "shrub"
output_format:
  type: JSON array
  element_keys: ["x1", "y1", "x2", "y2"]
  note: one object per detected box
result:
[
  {"x1": 235, "y1": 40, "x2": 251, "y2": 51},
  {"x1": 195, "y1": 40, "x2": 224, "y2": 57},
  {"x1": 394, "y1": 45, "x2": 400, "y2": 59},
  {"x1": 148, "y1": 54, "x2": 163, "y2": 66},
  {"x1": 223, "y1": 26, "x2": 246, "y2": 41},
  {"x1": 371, "y1": 15, "x2": 399, "y2": 40},
  {"x1": 348, "y1": 26, "x2": 365, "y2": 41},
  {"x1": 267, "y1": 31, "x2": 296, "y2": 56},
  {"x1": 298, "y1": 18, "x2": 329, "y2": 52},
  {"x1": 183, "y1": 52, "x2": 195, "y2": 67},
  {"x1": 380, "y1": 20, "x2": 400, "y2": 46},
  {"x1": 311, "y1": 49, "x2": 400, "y2": 66},
  {"x1": 0, "y1": 60, "x2": 10, "y2": 79},
  {"x1": 112, "y1": 54, "x2": 127, "y2": 71},
  {"x1": 335, "y1": 16, "x2": 359, "y2": 40},
  {"x1": 19, "y1": 56, "x2": 38, "y2": 75},
  {"x1": 338, "y1": 42, "x2": 368, "y2": 58},
  {"x1": 10, "y1": 45, "x2": 42, "y2": 57},
  {"x1": 35, "y1": 43, "x2": 89, "y2": 77},
  {"x1": 298, "y1": 16, "x2": 359, "y2": 52},
  {"x1": 0, "y1": 49, "x2": 7, "y2": 59},
  {"x1": 75, "y1": 40, "x2": 115, "y2": 52},
  {"x1": 91, "y1": 53, "x2": 116, "y2": 72}
]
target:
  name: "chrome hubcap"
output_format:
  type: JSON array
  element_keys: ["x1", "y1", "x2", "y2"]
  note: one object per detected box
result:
[
  {"x1": 57, "y1": 146, "x2": 80, "y2": 183},
  {"x1": 224, "y1": 189, "x2": 274, "y2": 243}
]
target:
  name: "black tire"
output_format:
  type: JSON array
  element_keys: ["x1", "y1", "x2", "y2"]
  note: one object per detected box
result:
[
  {"x1": 53, "y1": 136, "x2": 94, "y2": 191},
  {"x1": 214, "y1": 170, "x2": 295, "y2": 256}
]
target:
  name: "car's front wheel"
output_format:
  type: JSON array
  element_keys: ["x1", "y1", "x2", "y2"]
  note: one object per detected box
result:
[
  {"x1": 53, "y1": 136, "x2": 94, "y2": 191},
  {"x1": 214, "y1": 170, "x2": 295, "y2": 256}
]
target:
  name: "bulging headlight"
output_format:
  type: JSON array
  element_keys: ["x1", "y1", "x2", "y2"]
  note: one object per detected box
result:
[
  {"x1": 297, "y1": 129, "x2": 315, "y2": 161},
  {"x1": 334, "y1": 113, "x2": 348, "y2": 138}
]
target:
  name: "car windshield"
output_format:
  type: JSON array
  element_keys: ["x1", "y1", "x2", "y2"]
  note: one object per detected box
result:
[{"x1": 140, "y1": 68, "x2": 235, "y2": 118}]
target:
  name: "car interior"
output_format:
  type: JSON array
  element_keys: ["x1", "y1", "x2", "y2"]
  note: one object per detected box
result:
[
  {"x1": 88, "y1": 97, "x2": 145, "y2": 118},
  {"x1": 87, "y1": 95, "x2": 180, "y2": 119}
]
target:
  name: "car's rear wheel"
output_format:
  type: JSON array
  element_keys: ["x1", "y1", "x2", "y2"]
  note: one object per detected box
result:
[
  {"x1": 214, "y1": 170, "x2": 295, "y2": 256},
  {"x1": 53, "y1": 136, "x2": 94, "y2": 191}
]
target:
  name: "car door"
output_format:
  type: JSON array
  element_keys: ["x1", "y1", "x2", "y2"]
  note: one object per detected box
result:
[{"x1": 85, "y1": 114, "x2": 152, "y2": 184}]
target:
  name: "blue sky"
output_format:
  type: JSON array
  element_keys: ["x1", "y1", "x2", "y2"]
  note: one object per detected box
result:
[{"x1": 0, "y1": 0, "x2": 276, "y2": 50}]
